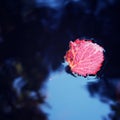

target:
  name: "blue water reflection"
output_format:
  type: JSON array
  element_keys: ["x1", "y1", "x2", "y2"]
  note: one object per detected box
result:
[{"x1": 42, "y1": 63, "x2": 111, "y2": 120}]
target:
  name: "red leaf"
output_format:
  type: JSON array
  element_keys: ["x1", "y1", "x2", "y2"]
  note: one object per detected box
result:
[{"x1": 64, "y1": 39, "x2": 104, "y2": 76}]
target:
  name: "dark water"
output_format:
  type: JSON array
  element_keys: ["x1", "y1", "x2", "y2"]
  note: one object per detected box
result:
[{"x1": 0, "y1": 0, "x2": 120, "y2": 120}]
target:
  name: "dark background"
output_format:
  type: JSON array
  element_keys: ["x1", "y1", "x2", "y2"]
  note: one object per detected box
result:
[{"x1": 0, "y1": 0, "x2": 120, "y2": 120}]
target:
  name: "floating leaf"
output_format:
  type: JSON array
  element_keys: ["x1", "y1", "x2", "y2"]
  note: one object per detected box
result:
[{"x1": 64, "y1": 39, "x2": 104, "y2": 76}]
